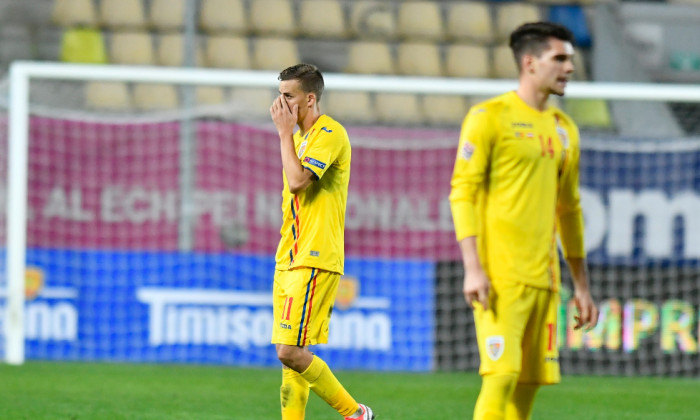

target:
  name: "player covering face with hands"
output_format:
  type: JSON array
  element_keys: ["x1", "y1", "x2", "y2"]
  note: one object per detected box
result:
[
  {"x1": 269, "y1": 64, "x2": 374, "y2": 420},
  {"x1": 450, "y1": 22, "x2": 599, "y2": 420}
]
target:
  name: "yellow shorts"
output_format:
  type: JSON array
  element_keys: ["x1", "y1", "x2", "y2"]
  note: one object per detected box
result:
[
  {"x1": 271, "y1": 267, "x2": 340, "y2": 347},
  {"x1": 474, "y1": 281, "x2": 560, "y2": 385}
]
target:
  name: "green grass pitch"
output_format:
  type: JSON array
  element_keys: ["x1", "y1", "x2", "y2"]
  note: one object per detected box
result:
[{"x1": 0, "y1": 362, "x2": 698, "y2": 419}]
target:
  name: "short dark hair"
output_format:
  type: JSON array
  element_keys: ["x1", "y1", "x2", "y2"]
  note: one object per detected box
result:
[
  {"x1": 509, "y1": 22, "x2": 575, "y2": 71},
  {"x1": 278, "y1": 63, "x2": 325, "y2": 103}
]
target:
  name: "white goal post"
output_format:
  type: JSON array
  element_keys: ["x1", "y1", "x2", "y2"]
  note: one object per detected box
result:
[{"x1": 6, "y1": 60, "x2": 700, "y2": 366}]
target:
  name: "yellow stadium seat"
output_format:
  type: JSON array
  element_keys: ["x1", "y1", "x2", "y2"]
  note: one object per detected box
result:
[
  {"x1": 109, "y1": 31, "x2": 154, "y2": 65},
  {"x1": 495, "y1": 3, "x2": 540, "y2": 43},
  {"x1": 345, "y1": 41, "x2": 396, "y2": 75},
  {"x1": 149, "y1": 0, "x2": 184, "y2": 31},
  {"x1": 397, "y1": 1, "x2": 444, "y2": 41},
  {"x1": 565, "y1": 99, "x2": 613, "y2": 129},
  {"x1": 52, "y1": 0, "x2": 98, "y2": 27},
  {"x1": 375, "y1": 93, "x2": 423, "y2": 125},
  {"x1": 252, "y1": 38, "x2": 300, "y2": 71},
  {"x1": 324, "y1": 91, "x2": 376, "y2": 124},
  {"x1": 205, "y1": 35, "x2": 251, "y2": 69},
  {"x1": 492, "y1": 44, "x2": 519, "y2": 79},
  {"x1": 196, "y1": 87, "x2": 227, "y2": 105},
  {"x1": 445, "y1": 44, "x2": 491, "y2": 79},
  {"x1": 446, "y1": 2, "x2": 494, "y2": 44},
  {"x1": 99, "y1": 0, "x2": 147, "y2": 29},
  {"x1": 85, "y1": 81, "x2": 132, "y2": 110},
  {"x1": 572, "y1": 48, "x2": 588, "y2": 81},
  {"x1": 350, "y1": 1, "x2": 397, "y2": 40},
  {"x1": 199, "y1": 0, "x2": 248, "y2": 34},
  {"x1": 157, "y1": 33, "x2": 204, "y2": 67},
  {"x1": 299, "y1": 0, "x2": 349, "y2": 39},
  {"x1": 60, "y1": 28, "x2": 107, "y2": 64},
  {"x1": 133, "y1": 84, "x2": 179, "y2": 110},
  {"x1": 397, "y1": 42, "x2": 443, "y2": 77},
  {"x1": 250, "y1": 0, "x2": 297, "y2": 37},
  {"x1": 422, "y1": 95, "x2": 468, "y2": 126}
]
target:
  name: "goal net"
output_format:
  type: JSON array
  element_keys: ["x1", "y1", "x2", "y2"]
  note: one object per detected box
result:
[{"x1": 1, "y1": 62, "x2": 699, "y2": 376}]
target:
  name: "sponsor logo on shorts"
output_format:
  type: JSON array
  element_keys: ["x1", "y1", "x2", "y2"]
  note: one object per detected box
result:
[
  {"x1": 303, "y1": 157, "x2": 326, "y2": 170},
  {"x1": 485, "y1": 335, "x2": 505, "y2": 361}
]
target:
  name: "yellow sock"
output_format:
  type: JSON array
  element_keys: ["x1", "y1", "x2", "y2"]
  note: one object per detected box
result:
[
  {"x1": 473, "y1": 373, "x2": 519, "y2": 420},
  {"x1": 281, "y1": 368, "x2": 309, "y2": 420},
  {"x1": 300, "y1": 355, "x2": 358, "y2": 417},
  {"x1": 505, "y1": 383, "x2": 539, "y2": 420}
]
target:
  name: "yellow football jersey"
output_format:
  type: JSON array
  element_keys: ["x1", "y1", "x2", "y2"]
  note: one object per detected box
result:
[
  {"x1": 275, "y1": 114, "x2": 351, "y2": 275},
  {"x1": 450, "y1": 91, "x2": 585, "y2": 291}
]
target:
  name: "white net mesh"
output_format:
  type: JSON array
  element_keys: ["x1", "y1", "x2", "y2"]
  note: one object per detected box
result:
[{"x1": 1, "y1": 71, "x2": 699, "y2": 375}]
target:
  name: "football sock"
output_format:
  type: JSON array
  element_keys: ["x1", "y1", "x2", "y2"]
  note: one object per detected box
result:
[
  {"x1": 300, "y1": 355, "x2": 359, "y2": 417},
  {"x1": 473, "y1": 372, "x2": 519, "y2": 420},
  {"x1": 280, "y1": 367, "x2": 310, "y2": 420},
  {"x1": 505, "y1": 383, "x2": 539, "y2": 420}
]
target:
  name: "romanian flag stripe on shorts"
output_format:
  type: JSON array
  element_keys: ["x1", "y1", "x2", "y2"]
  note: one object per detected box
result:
[{"x1": 296, "y1": 268, "x2": 317, "y2": 346}]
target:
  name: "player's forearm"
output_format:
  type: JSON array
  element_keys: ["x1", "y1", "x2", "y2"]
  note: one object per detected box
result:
[
  {"x1": 566, "y1": 256, "x2": 591, "y2": 293},
  {"x1": 279, "y1": 134, "x2": 309, "y2": 193},
  {"x1": 459, "y1": 236, "x2": 484, "y2": 274}
]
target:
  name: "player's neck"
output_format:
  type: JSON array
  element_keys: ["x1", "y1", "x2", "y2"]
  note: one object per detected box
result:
[
  {"x1": 298, "y1": 107, "x2": 322, "y2": 137},
  {"x1": 515, "y1": 82, "x2": 549, "y2": 112}
]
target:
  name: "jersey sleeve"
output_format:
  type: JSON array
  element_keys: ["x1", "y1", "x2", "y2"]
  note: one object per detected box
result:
[
  {"x1": 556, "y1": 123, "x2": 586, "y2": 258},
  {"x1": 301, "y1": 127, "x2": 344, "y2": 180},
  {"x1": 449, "y1": 106, "x2": 495, "y2": 241}
]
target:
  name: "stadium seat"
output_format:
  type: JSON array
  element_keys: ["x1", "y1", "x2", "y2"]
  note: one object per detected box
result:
[
  {"x1": 375, "y1": 93, "x2": 423, "y2": 125},
  {"x1": 345, "y1": 41, "x2": 396, "y2": 74},
  {"x1": 397, "y1": 1, "x2": 444, "y2": 41},
  {"x1": 445, "y1": 44, "x2": 491, "y2": 79},
  {"x1": 495, "y1": 3, "x2": 540, "y2": 43},
  {"x1": 250, "y1": 0, "x2": 297, "y2": 37},
  {"x1": 157, "y1": 33, "x2": 204, "y2": 67},
  {"x1": 199, "y1": 0, "x2": 248, "y2": 34},
  {"x1": 492, "y1": 44, "x2": 519, "y2": 79},
  {"x1": 323, "y1": 91, "x2": 377, "y2": 124},
  {"x1": 196, "y1": 86, "x2": 227, "y2": 105},
  {"x1": 149, "y1": 0, "x2": 184, "y2": 31},
  {"x1": 84, "y1": 81, "x2": 132, "y2": 110},
  {"x1": 299, "y1": 0, "x2": 349, "y2": 39},
  {"x1": 548, "y1": 5, "x2": 591, "y2": 48},
  {"x1": 51, "y1": 0, "x2": 98, "y2": 27},
  {"x1": 422, "y1": 95, "x2": 468, "y2": 126},
  {"x1": 205, "y1": 35, "x2": 251, "y2": 69},
  {"x1": 252, "y1": 38, "x2": 300, "y2": 71},
  {"x1": 230, "y1": 87, "x2": 276, "y2": 119},
  {"x1": 446, "y1": 2, "x2": 495, "y2": 45},
  {"x1": 60, "y1": 27, "x2": 107, "y2": 64},
  {"x1": 397, "y1": 42, "x2": 443, "y2": 77},
  {"x1": 109, "y1": 31, "x2": 154, "y2": 65},
  {"x1": 132, "y1": 83, "x2": 179, "y2": 110},
  {"x1": 350, "y1": 1, "x2": 397, "y2": 40},
  {"x1": 565, "y1": 99, "x2": 613, "y2": 129},
  {"x1": 99, "y1": 0, "x2": 147, "y2": 29}
]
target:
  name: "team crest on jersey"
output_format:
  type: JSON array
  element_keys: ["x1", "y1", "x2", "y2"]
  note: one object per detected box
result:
[
  {"x1": 335, "y1": 276, "x2": 359, "y2": 310},
  {"x1": 460, "y1": 141, "x2": 475, "y2": 160},
  {"x1": 485, "y1": 335, "x2": 505, "y2": 361},
  {"x1": 555, "y1": 116, "x2": 569, "y2": 148},
  {"x1": 297, "y1": 141, "x2": 307, "y2": 158}
]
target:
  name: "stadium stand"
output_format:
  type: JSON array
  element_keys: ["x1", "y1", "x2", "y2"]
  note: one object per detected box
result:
[
  {"x1": 350, "y1": 1, "x2": 397, "y2": 40},
  {"x1": 51, "y1": 0, "x2": 97, "y2": 27},
  {"x1": 375, "y1": 92, "x2": 423, "y2": 125},
  {"x1": 205, "y1": 35, "x2": 251, "y2": 69},
  {"x1": 446, "y1": 2, "x2": 495, "y2": 45},
  {"x1": 108, "y1": 31, "x2": 154, "y2": 65},
  {"x1": 84, "y1": 81, "x2": 132, "y2": 110},
  {"x1": 252, "y1": 37, "x2": 300, "y2": 70},
  {"x1": 345, "y1": 40, "x2": 396, "y2": 74},
  {"x1": 397, "y1": 42, "x2": 443, "y2": 77},
  {"x1": 324, "y1": 91, "x2": 377, "y2": 124},
  {"x1": 157, "y1": 33, "x2": 204, "y2": 67},
  {"x1": 445, "y1": 44, "x2": 491, "y2": 79},
  {"x1": 149, "y1": 0, "x2": 185, "y2": 32},
  {"x1": 396, "y1": 1, "x2": 445, "y2": 41},
  {"x1": 299, "y1": 0, "x2": 349, "y2": 39},
  {"x1": 249, "y1": 0, "x2": 297, "y2": 37},
  {"x1": 199, "y1": 0, "x2": 248, "y2": 34},
  {"x1": 98, "y1": 0, "x2": 147, "y2": 29}
]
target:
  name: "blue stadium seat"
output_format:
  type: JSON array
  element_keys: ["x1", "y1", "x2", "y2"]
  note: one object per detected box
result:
[{"x1": 548, "y1": 5, "x2": 591, "y2": 48}]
